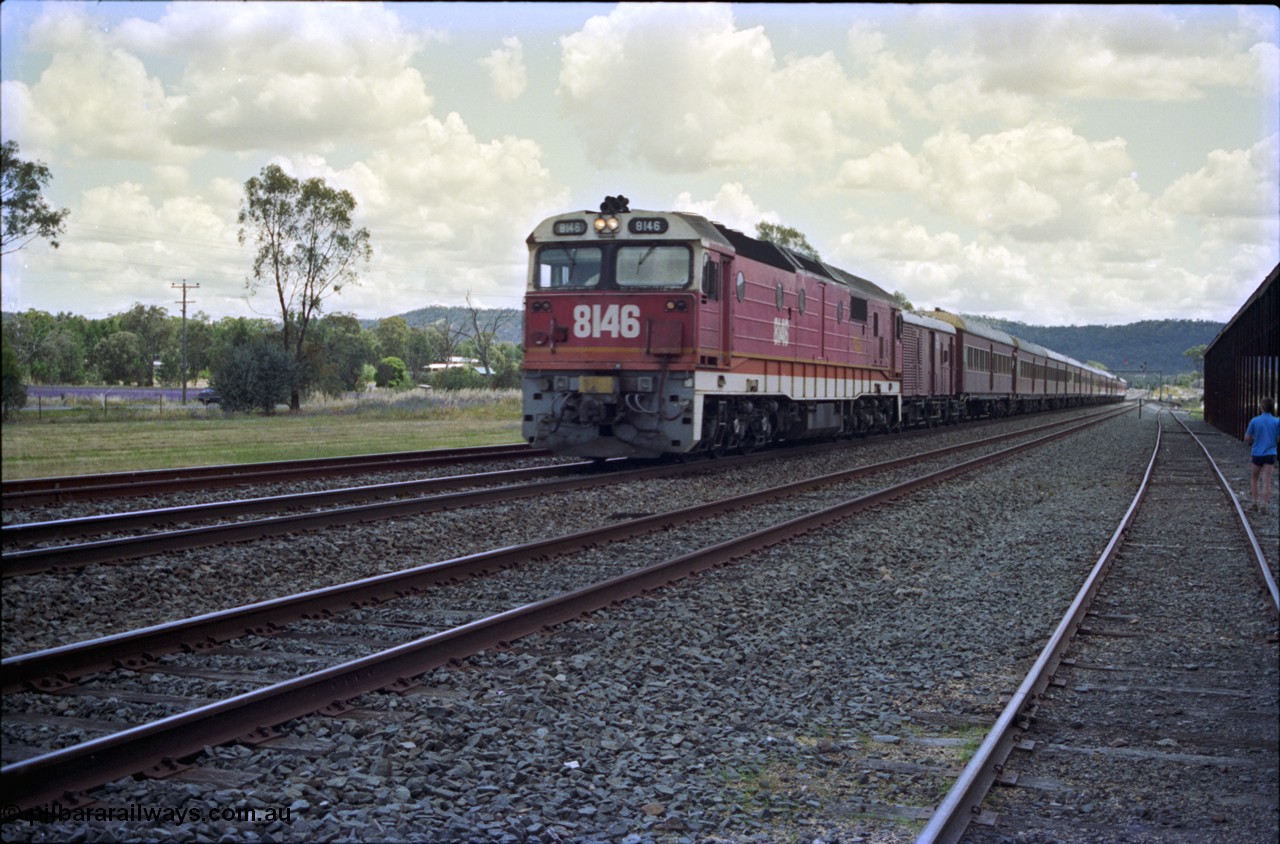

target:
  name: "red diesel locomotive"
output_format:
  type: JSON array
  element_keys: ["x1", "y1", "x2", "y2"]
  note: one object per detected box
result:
[{"x1": 521, "y1": 197, "x2": 1125, "y2": 458}]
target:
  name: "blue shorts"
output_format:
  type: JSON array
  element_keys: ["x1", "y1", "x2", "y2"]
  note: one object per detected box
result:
[{"x1": 1253, "y1": 454, "x2": 1277, "y2": 467}]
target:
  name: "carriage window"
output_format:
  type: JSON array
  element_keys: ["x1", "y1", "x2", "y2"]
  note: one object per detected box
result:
[
  {"x1": 797, "y1": 288, "x2": 806, "y2": 315},
  {"x1": 736, "y1": 271, "x2": 746, "y2": 302},
  {"x1": 535, "y1": 247, "x2": 602, "y2": 289},
  {"x1": 776, "y1": 283, "x2": 785, "y2": 310},
  {"x1": 837, "y1": 301, "x2": 844, "y2": 322},
  {"x1": 617, "y1": 245, "x2": 691, "y2": 288}
]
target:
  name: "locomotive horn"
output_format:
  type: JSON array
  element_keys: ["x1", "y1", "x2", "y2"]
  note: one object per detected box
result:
[{"x1": 600, "y1": 195, "x2": 630, "y2": 214}]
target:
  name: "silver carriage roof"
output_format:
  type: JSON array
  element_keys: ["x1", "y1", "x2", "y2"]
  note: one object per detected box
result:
[
  {"x1": 902, "y1": 310, "x2": 957, "y2": 334},
  {"x1": 921, "y1": 309, "x2": 1117, "y2": 379}
]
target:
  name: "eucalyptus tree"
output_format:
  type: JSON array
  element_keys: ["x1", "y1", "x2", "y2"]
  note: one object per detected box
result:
[
  {"x1": 1, "y1": 140, "x2": 69, "y2": 255},
  {"x1": 375, "y1": 315, "x2": 411, "y2": 363},
  {"x1": 310, "y1": 313, "x2": 377, "y2": 395},
  {"x1": 2, "y1": 333, "x2": 27, "y2": 418},
  {"x1": 118, "y1": 303, "x2": 175, "y2": 386},
  {"x1": 238, "y1": 164, "x2": 372, "y2": 410},
  {"x1": 463, "y1": 293, "x2": 516, "y2": 381},
  {"x1": 755, "y1": 221, "x2": 820, "y2": 261},
  {"x1": 93, "y1": 331, "x2": 147, "y2": 385}
]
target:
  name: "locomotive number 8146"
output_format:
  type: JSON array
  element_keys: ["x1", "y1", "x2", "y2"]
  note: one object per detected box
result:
[{"x1": 521, "y1": 196, "x2": 1125, "y2": 459}]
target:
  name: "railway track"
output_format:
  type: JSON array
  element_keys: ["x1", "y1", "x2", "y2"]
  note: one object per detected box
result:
[
  {"x1": 0, "y1": 443, "x2": 548, "y2": 509},
  {"x1": 1, "y1": 408, "x2": 1129, "y2": 578},
  {"x1": 921, "y1": 411, "x2": 1279, "y2": 843},
  {"x1": 2, "y1": 407, "x2": 1133, "y2": 814}
]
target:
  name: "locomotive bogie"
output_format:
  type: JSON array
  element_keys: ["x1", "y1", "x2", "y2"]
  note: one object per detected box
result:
[{"x1": 522, "y1": 368, "x2": 696, "y2": 459}]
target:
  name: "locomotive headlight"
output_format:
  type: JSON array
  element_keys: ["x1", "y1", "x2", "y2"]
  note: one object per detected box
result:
[
  {"x1": 664, "y1": 299, "x2": 688, "y2": 311},
  {"x1": 594, "y1": 215, "x2": 620, "y2": 233}
]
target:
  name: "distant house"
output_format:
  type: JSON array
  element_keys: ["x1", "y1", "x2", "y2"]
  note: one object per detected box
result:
[{"x1": 423, "y1": 356, "x2": 493, "y2": 377}]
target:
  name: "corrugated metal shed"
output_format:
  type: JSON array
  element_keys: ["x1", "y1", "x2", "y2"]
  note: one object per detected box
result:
[{"x1": 1204, "y1": 265, "x2": 1279, "y2": 440}]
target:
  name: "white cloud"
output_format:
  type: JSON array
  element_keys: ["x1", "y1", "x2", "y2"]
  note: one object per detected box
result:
[
  {"x1": 558, "y1": 3, "x2": 891, "y2": 172},
  {"x1": 2, "y1": 3, "x2": 1274, "y2": 326},
  {"x1": 118, "y1": 2, "x2": 433, "y2": 152},
  {"x1": 26, "y1": 180, "x2": 251, "y2": 317},
  {"x1": 0, "y1": 80, "x2": 59, "y2": 154},
  {"x1": 481, "y1": 36, "x2": 527, "y2": 101},
  {"x1": 4, "y1": 1, "x2": 569, "y2": 317},
  {"x1": 22, "y1": 7, "x2": 194, "y2": 164},
  {"x1": 325, "y1": 112, "x2": 567, "y2": 311},
  {"x1": 836, "y1": 122, "x2": 1148, "y2": 245},
  {"x1": 836, "y1": 143, "x2": 928, "y2": 193},
  {"x1": 966, "y1": 6, "x2": 1272, "y2": 102},
  {"x1": 1160, "y1": 134, "x2": 1280, "y2": 219},
  {"x1": 672, "y1": 183, "x2": 779, "y2": 233}
]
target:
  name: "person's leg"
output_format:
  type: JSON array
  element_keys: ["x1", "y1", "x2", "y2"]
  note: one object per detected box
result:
[
  {"x1": 1261, "y1": 461, "x2": 1275, "y2": 511},
  {"x1": 1250, "y1": 461, "x2": 1262, "y2": 509}
]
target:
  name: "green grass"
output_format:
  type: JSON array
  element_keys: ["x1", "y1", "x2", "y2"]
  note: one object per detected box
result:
[{"x1": 2, "y1": 389, "x2": 525, "y2": 480}]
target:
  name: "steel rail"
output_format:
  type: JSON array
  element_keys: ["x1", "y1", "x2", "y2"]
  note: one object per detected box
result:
[
  {"x1": 916, "y1": 415, "x2": 1163, "y2": 844},
  {"x1": 1, "y1": 407, "x2": 1129, "y2": 577},
  {"x1": 0, "y1": 406, "x2": 1121, "y2": 509},
  {"x1": 1, "y1": 399, "x2": 1129, "y2": 812},
  {"x1": 3, "y1": 461, "x2": 602, "y2": 546},
  {"x1": 2, "y1": 406, "x2": 1130, "y2": 694},
  {"x1": 916, "y1": 408, "x2": 1276, "y2": 843},
  {"x1": 1169, "y1": 412, "x2": 1280, "y2": 616},
  {"x1": 0, "y1": 461, "x2": 660, "y2": 577},
  {"x1": 1, "y1": 444, "x2": 544, "y2": 508}
]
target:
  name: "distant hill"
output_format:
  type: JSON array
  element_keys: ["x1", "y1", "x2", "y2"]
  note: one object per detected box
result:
[
  {"x1": 5, "y1": 305, "x2": 1220, "y2": 377},
  {"x1": 958, "y1": 315, "x2": 1222, "y2": 376},
  {"x1": 374, "y1": 306, "x2": 523, "y2": 345},
  {"x1": 383, "y1": 305, "x2": 1218, "y2": 377}
]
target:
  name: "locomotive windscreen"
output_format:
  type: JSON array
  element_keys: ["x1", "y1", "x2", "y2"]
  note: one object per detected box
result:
[
  {"x1": 616, "y1": 245, "x2": 691, "y2": 288},
  {"x1": 535, "y1": 247, "x2": 602, "y2": 289}
]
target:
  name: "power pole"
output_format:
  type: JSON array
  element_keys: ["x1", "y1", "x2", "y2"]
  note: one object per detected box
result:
[{"x1": 172, "y1": 280, "x2": 200, "y2": 404}]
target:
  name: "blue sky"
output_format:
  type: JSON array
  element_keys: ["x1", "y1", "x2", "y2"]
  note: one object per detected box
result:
[{"x1": 2, "y1": 2, "x2": 1276, "y2": 326}]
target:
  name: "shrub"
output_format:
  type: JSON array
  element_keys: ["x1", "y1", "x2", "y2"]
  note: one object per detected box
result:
[
  {"x1": 212, "y1": 340, "x2": 295, "y2": 414},
  {"x1": 430, "y1": 366, "x2": 489, "y2": 391},
  {"x1": 2, "y1": 334, "x2": 28, "y2": 419},
  {"x1": 375, "y1": 356, "x2": 411, "y2": 389}
]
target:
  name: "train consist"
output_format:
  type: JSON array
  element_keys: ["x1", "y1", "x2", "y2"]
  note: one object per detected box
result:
[{"x1": 521, "y1": 197, "x2": 1126, "y2": 458}]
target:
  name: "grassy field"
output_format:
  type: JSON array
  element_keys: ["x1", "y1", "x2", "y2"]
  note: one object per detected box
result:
[{"x1": 2, "y1": 389, "x2": 525, "y2": 480}]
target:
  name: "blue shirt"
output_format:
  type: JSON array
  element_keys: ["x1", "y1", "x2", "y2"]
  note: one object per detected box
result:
[{"x1": 1245, "y1": 412, "x2": 1279, "y2": 457}]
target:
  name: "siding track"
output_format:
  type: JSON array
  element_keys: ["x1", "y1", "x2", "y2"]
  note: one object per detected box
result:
[{"x1": 923, "y1": 411, "x2": 1279, "y2": 843}]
